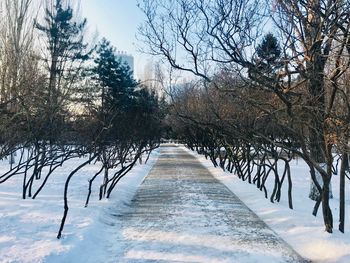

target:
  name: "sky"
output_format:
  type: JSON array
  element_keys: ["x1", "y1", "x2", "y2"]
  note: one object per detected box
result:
[{"x1": 80, "y1": 0, "x2": 150, "y2": 79}]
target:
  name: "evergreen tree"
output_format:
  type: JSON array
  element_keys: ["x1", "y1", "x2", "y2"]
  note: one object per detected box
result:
[
  {"x1": 93, "y1": 38, "x2": 137, "y2": 112},
  {"x1": 35, "y1": 0, "x2": 89, "y2": 142},
  {"x1": 256, "y1": 33, "x2": 282, "y2": 74},
  {"x1": 36, "y1": 0, "x2": 89, "y2": 100}
]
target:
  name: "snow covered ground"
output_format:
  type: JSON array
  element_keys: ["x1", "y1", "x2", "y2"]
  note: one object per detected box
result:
[
  {"x1": 0, "y1": 150, "x2": 160, "y2": 263},
  {"x1": 183, "y1": 146, "x2": 350, "y2": 263},
  {"x1": 0, "y1": 144, "x2": 349, "y2": 263}
]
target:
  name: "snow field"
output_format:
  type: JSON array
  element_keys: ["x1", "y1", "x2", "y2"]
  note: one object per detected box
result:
[
  {"x1": 1, "y1": 144, "x2": 349, "y2": 263},
  {"x1": 0, "y1": 150, "x2": 160, "y2": 263}
]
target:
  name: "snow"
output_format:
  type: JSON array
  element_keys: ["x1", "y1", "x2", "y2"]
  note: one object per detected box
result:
[
  {"x1": 1, "y1": 143, "x2": 350, "y2": 263},
  {"x1": 183, "y1": 146, "x2": 350, "y2": 263},
  {"x1": 104, "y1": 145, "x2": 305, "y2": 262},
  {"x1": 0, "y1": 150, "x2": 159, "y2": 263}
]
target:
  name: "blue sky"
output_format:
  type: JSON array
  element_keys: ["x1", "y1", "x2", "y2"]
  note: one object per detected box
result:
[{"x1": 80, "y1": 0, "x2": 149, "y2": 78}]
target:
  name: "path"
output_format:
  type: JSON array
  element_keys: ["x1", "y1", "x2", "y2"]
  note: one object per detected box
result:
[{"x1": 107, "y1": 145, "x2": 307, "y2": 262}]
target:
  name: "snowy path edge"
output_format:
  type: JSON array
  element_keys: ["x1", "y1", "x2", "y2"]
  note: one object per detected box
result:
[
  {"x1": 181, "y1": 145, "x2": 309, "y2": 261},
  {"x1": 45, "y1": 149, "x2": 161, "y2": 263}
]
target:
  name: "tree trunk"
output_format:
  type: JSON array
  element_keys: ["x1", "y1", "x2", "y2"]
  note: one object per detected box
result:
[
  {"x1": 322, "y1": 176, "x2": 333, "y2": 233},
  {"x1": 339, "y1": 153, "x2": 348, "y2": 233},
  {"x1": 57, "y1": 155, "x2": 96, "y2": 239},
  {"x1": 309, "y1": 163, "x2": 333, "y2": 200}
]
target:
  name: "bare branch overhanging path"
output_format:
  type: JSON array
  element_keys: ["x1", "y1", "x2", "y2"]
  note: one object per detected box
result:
[{"x1": 107, "y1": 144, "x2": 308, "y2": 262}]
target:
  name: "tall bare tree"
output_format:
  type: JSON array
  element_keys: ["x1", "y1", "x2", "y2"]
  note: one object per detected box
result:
[
  {"x1": 271, "y1": 0, "x2": 350, "y2": 232},
  {"x1": 0, "y1": 0, "x2": 37, "y2": 106}
]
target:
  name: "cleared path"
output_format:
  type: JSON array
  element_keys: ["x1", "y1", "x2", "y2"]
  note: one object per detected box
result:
[{"x1": 108, "y1": 145, "x2": 307, "y2": 262}]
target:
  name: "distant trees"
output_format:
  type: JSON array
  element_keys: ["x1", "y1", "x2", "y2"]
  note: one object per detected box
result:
[
  {"x1": 255, "y1": 33, "x2": 282, "y2": 76},
  {"x1": 0, "y1": 0, "x2": 35, "y2": 106},
  {"x1": 0, "y1": 0, "x2": 38, "y2": 159},
  {"x1": 139, "y1": 0, "x2": 350, "y2": 233},
  {"x1": 0, "y1": 0, "x2": 164, "y2": 239}
]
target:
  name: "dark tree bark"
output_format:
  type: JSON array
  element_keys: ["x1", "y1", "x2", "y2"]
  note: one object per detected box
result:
[
  {"x1": 57, "y1": 155, "x2": 96, "y2": 239},
  {"x1": 339, "y1": 153, "x2": 348, "y2": 233}
]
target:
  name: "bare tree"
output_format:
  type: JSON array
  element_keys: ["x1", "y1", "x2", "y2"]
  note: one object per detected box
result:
[
  {"x1": 0, "y1": 0, "x2": 37, "y2": 105},
  {"x1": 0, "y1": 0, "x2": 41, "y2": 165},
  {"x1": 271, "y1": 0, "x2": 350, "y2": 232},
  {"x1": 139, "y1": 0, "x2": 350, "y2": 233}
]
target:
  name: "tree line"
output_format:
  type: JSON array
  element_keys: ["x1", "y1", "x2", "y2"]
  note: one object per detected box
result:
[
  {"x1": 138, "y1": 0, "x2": 350, "y2": 233},
  {"x1": 0, "y1": 0, "x2": 164, "y2": 238}
]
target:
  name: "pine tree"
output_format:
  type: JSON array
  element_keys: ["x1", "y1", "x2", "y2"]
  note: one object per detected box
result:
[
  {"x1": 93, "y1": 38, "x2": 137, "y2": 113},
  {"x1": 256, "y1": 33, "x2": 282, "y2": 74},
  {"x1": 35, "y1": 0, "x2": 89, "y2": 142},
  {"x1": 36, "y1": 0, "x2": 88, "y2": 101}
]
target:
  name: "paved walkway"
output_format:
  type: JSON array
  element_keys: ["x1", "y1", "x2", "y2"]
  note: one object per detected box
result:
[{"x1": 109, "y1": 145, "x2": 307, "y2": 262}]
